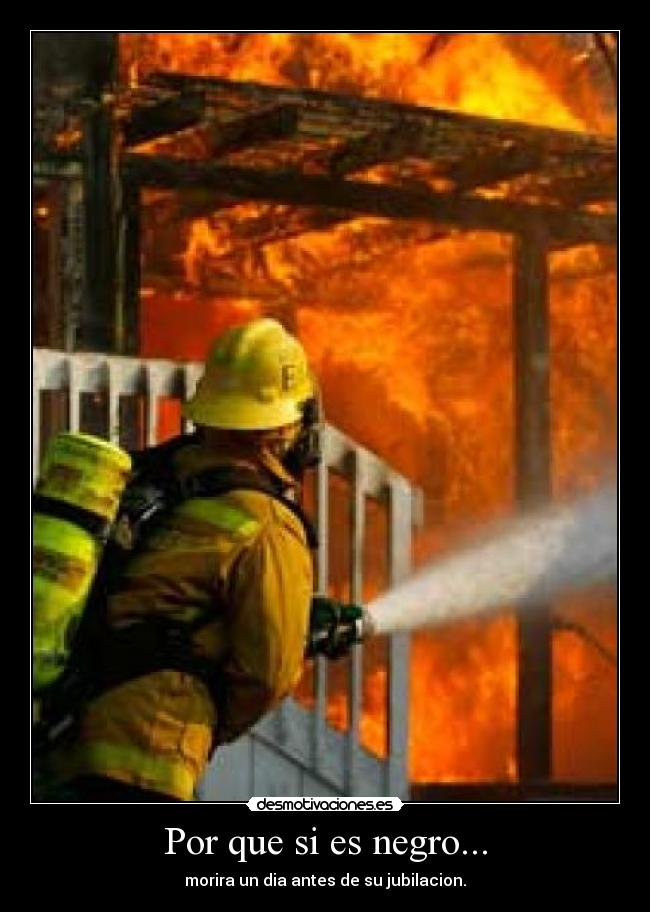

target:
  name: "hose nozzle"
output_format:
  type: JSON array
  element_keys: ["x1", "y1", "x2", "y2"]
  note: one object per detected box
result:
[{"x1": 306, "y1": 596, "x2": 372, "y2": 660}]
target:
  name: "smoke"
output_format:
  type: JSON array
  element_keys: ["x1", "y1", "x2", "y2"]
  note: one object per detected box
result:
[{"x1": 370, "y1": 484, "x2": 617, "y2": 636}]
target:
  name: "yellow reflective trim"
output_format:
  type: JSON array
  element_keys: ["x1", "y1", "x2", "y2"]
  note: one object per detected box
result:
[
  {"x1": 33, "y1": 514, "x2": 96, "y2": 562},
  {"x1": 72, "y1": 741, "x2": 196, "y2": 801},
  {"x1": 179, "y1": 498, "x2": 261, "y2": 539}
]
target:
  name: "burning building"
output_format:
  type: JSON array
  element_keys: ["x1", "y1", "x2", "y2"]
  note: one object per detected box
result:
[{"x1": 32, "y1": 32, "x2": 617, "y2": 800}]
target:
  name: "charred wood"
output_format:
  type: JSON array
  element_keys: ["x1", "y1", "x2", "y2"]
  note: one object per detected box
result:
[
  {"x1": 513, "y1": 222, "x2": 552, "y2": 783},
  {"x1": 148, "y1": 71, "x2": 614, "y2": 160},
  {"x1": 592, "y1": 33, "x2": 617, "y2": 89},
  {"x1": 328, "y1": 122, "x2": 434, "y2": 177},
  {"x1": 447, "y1": 144, "x2": 547, "y2": 192},
  {"x1": 122, "y1": 92, "x2": 205, "y2": 147},
  {"x1": 204, "y1": 104, "x2": 300, "y2": 158},
  {"x1": 123, "y1": 153, "x2": 617, "y2": 245}
]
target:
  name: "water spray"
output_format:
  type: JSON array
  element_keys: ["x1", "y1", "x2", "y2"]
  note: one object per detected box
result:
[{"x1": 365, "y1": 483, "x2": 617, "y2": 638}]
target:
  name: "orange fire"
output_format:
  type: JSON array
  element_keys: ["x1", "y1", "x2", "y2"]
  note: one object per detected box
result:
[{"x1": 120, "y1": 32, "x2": 617, "y2": 783}]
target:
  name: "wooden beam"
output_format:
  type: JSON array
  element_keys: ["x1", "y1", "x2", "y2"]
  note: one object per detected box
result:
[
  {"x1": 204, "y1": 104, "x2": 300, "y2": 158},
  {"x1": 122, "y1": 92, "x2": 205, "y2": 147},
  {"x1": 122, "y1": 153, "x2": 617, "y2": 245},
  {"x1": 328, "y1": 122, "x2": 429, "y2": 176},
  {"x1": 544, "y1": 170, "x2": 617, "y2": 206},
  {"x1": 149, "y1": 71, "x2": 615, "y2": 161},
  {"x1": 447, "y1": 144, "x2": 546, "y2": 192},
  {"x1": 513, "y1": 222, "x2": 552, "y2": 784}
]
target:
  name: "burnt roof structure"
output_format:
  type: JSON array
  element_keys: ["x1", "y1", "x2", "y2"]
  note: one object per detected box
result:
[{"x1": 119, "y1": 71, "x2": 616, "y2": 247}]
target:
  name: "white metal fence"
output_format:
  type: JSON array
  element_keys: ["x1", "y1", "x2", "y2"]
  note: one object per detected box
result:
[{"x1": 33, "y1": 348, "x2": 422, "y2": 798}]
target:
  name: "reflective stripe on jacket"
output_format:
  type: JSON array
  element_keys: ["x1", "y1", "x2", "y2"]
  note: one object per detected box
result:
[{"x1": 57, "y1": 441, "x2": 313, "y2": 800}]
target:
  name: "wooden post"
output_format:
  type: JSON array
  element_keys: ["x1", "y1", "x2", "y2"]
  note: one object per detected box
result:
[
  {"x1": 115, "y1": 179, "x2": 141, "y2": 354},
  {"x1": 346, "y1": 449, "x2": 365, "y2": 795},
  {"x1": 33, "y1": 181, "x2": 64, "y2": 349},
  {"x1": 80, "y1": 102, "x2": 116, "y2": 351},
  {"x1": 313, "y1": 456, "x2": 330, "y2": 777},
  {"x1": 386, "y1": 476, "x2": 412, "y2": 799},
  {"x1": 513, "y1": 221, "x2": 552, "y2": 783}
]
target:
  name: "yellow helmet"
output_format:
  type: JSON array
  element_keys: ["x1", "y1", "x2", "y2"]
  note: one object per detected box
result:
[{"x1": 183, "y1": 318, "x2": 316, "y2": 431}]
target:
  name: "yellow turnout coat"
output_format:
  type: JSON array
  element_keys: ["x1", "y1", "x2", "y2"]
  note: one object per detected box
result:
[{"x1": 57, "y1": 439, "x2": 313, "y2": 800}]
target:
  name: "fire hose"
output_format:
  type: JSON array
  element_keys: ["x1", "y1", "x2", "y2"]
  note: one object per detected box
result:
[{"x1": 306, "y1": 596, "x2": 374, "y2": 660}]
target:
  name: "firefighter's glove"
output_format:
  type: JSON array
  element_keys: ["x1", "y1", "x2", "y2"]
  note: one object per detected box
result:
[{"x1": 306, "y1": 596, "x2": 365, "y2": 660}]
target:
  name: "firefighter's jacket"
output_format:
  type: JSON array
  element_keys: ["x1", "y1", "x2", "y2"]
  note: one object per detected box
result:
[{"x1": 58, "y1": 440, "x2": 313, "y2": 800}]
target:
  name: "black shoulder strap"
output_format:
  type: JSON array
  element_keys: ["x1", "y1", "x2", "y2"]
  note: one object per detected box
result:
[
  {"x1": 32, "y1": 493, "x2": 112, "y2": 541},
  {"x1": 181, "y1": 465, "x2": 319, "y2": 550},
  {"x1": 129, "y1": 437, "x2": 318, "y2": 548},
  {"x1": 129, "y1": 433, "x2": 196, "y2": 487}
]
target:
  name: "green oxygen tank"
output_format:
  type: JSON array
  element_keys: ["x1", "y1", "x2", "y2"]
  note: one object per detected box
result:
[{"x1": 32, "y1": 432, "x2": 132, "y2": 697}]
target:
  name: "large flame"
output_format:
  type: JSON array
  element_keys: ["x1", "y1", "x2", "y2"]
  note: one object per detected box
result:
[{"x1": 121, "y1": 33, "x2": 617, "y2": 783}]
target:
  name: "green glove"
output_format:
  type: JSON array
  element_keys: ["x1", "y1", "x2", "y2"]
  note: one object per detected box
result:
[{"x1": 306, "y1": 596, "x2": 365, "y2": 660}]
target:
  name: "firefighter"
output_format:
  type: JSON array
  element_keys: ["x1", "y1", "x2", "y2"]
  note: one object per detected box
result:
[{"x1": 49, "y1": 317, "x2": 357, "y2": 802}]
